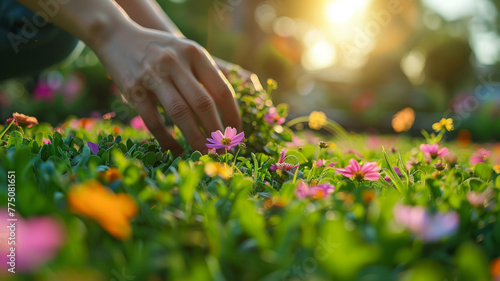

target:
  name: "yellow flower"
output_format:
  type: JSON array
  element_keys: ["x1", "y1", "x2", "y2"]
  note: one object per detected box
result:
[
  {"x1": 494, "y1": 164, "x2": 500, "y2": 174},
  {"x1": 308, "y1": 111, "x2": 327, "y2": 130},
  {"x1": 267, "y1": 79, "x2": 278, "y2": 90},
  {"x1": 67, "y1": 180, "x2": 138, "y2": 240},
  {"x1": 391, "y1": 107, "x2": 415, "y2": 133},
  {"x1": 432, "y1": 118, "x2": 454, "y2": 132},
  {"x1": 204, "y1": 162, "x2": 232, "y2": 180}
]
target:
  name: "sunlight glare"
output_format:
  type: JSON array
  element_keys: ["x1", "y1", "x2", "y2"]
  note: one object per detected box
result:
[
  {"x1": 302, "y1": 39, "x2": 336, "y2": 71},
  {"x1": 326, "y1": 0, "x2": 370, "y2": 24}
]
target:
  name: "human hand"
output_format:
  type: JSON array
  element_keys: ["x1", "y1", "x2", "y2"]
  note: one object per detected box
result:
[{"x1": 94, "y1": 23, "x2": 242, "y2": 155}]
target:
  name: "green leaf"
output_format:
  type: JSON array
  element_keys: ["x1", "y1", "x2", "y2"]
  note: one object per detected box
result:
[{"x1": 7, "y1": 131, "x2": 23, "y2": 148}]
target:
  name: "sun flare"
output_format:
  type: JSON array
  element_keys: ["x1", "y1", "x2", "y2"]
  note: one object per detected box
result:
[{"x1": 326, "y1": 0, "x2": 371, "y2": 24}]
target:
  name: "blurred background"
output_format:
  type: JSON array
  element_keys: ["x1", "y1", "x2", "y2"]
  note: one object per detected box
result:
[{"x1": 1, "y1": 0, "x2": 500, "y2": 141}]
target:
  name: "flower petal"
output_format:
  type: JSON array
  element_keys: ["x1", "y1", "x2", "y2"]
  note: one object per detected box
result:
[
  {"x1": 206, "y1": 143, "x2": 224, "y2": 149},
  {"x1": 211, "y1": 130, "x2": 224, "y2": 142},
  {"x1": 348, "y1": 158, "x2": 361, "y2": 172},
  {"x1": 224, "y1": 127, "x2": 236, "y2": 139}
]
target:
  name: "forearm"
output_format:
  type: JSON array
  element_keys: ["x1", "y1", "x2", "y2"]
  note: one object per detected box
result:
[
  {"x1": 114, "y1": 0, "x2": 184, "y2": 37},
  {"x1": 15, "y1": 0, "x2": 133, "y2": 50}
]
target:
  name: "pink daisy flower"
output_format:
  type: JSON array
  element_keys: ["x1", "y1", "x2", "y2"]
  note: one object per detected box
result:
[
  {"x1": 263, "y1": 107, "x2": 285, "y2": 125},
  {"x1": 469, "y1": 149, "x2": 491, "y2": 166},
  {"x1": 270, "y1": 148, "x2": 299, "y2": 172},
  {"x1": 206, "y1": 127, "x2": 244, "y2": 150},
  {"x1": 295, "y1": 182, "x2": 335, "y2": 199},
  {"x1": 336, "y1": 158, "x2": 381, "y2": 181},
  {"x1": 420, "y1": 143, "x2": 449, "y2": 159}
]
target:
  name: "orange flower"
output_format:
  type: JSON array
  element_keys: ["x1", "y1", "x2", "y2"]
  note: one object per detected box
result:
[
  {"x1": 361, "y1": 190, "x2": 376, "y2": 204},
  {"x1": 457, "y1": 129, "x2": 471, "y2": 146},
  {"x1": 104, "y1": 168, "x2": 121, "y2": 183},
  {"x1": 113, "y1": 126, "x2": 121, "y2": 135},
  {"x1": 494, "y1": 164, "x2": 500, "y2": 174},
  {"x1": 491, "y1": 257, "x2": 500, "y2": 279},
  {"x1": 7, "y1": 112, "x2": 39, "y2": 128},
  {"x1": 391, "y1": 107, "x2": 415, "y2": 133},
  {"x1": 67, "y1": 180, "x2": 138, "y2": 240}
]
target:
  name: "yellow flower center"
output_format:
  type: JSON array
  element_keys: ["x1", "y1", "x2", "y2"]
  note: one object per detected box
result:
[
  {"x1": 221, "y1": 138, "x2": 231, "y2": 145},
  {"x1": 353, "y1": 171, "x2": 365, "y2": 181}
]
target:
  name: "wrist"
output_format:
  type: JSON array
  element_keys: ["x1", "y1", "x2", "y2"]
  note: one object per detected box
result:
[{"x1": 84, "y1": 10, "x2": 136, "y2": 51}]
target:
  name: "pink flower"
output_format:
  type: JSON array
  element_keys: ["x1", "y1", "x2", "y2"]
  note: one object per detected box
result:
[
  {"x1": 466, "y1": 191, "x2": 491, "y2": 207},
  {"x1": 384, "y1": 166, "x2": 402, "y2": 182},
  {"x1": 0, "y1": 210, "x2": 65, "y2": 272},
  {"x1": 295, "y1": 182, "x2": 335, "y2": 199},
  {"x1": 420, "y1": 143, "x2": 449, "y2": 159},
  {"x1": 130, "y1": 116, "x2": 149, "y2": 132},
  {"x1": 42, "y1": 138, "x2": 51, "y2": 145},
  {"x1": 270, "y1": 148, "x2": 299, "y2": 172},
  {"x1": 33, "y1": 80, "x2": 56, "y2": 101},
  {"x1": 263, "y1": 107, "x2": 285, "y2": 125},
  {"x1": 206, "y1": 127, "x2": 244, "y2": 150},
  {"x1": 469, "y1": 149, "x2": 491, "y2": 166},
  {"x1": 393, "y1": 204, "x2": 459, "y2": 242},
  {"x1": 285, "y1": 136, "x2": 306, "y2": 148},
  {"x1": 336, "y1": 159, "x2": 381, "y2": 181},
  {"x1": 316, "y1": 159, "x2": 337, "y2": 168}
]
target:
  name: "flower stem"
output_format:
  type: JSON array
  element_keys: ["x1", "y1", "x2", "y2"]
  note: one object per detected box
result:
[
  {"x1": 233, "y1": 147, "x2": 241, "y2": 165},
  {"x1": 0, "y1": 121, "x2": 14, "y2": 140}
]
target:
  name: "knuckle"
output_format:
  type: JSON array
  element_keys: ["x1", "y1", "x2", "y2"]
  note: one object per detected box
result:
[
  {"x1": 161, "y1": 50, "x2": 178, "y2": 64},
  {"x1": 193, "y1": 93, "x2": 215, "y2": 112},
  {"x1": 168, "y1": 100, "x2": 190, "y2": 121},
  {"x1": 183, "y1": 40, "x2": 201, "y2": 54}
]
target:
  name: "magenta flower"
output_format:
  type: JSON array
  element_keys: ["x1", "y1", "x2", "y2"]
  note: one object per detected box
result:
[
  {"x1": 295, "y1": 182, "x2": 335, "y2": 199},
  {"x1": 206, "y1": 127, "x2": 244, "y2": 150},
  {"x1": 420, "y1": 143, "x2": 449, "y2": 159},
  {"x1": 42, "y1": 138, "x2": 51, "y2": 145},
  {"x1": 130, "y1": 116, "x2": 149, "y2": 132},
  {"x1": 270, "y1": 148, "x2": 299, "y2": 172},
  {"x1": 336, "y1": 158, "x2": 381, "y2": 181},
  {"x1": 264, "y1": 107, "x2": 285, "y2": 125},
  {"x1": 87, "y1": 141, "x2": 99, "y2": 155},
  {"x1": 0, "y1": 210, "x2": 66, "y2": 272},
  {"x1": 384, "y1": 166, "x2": 402, "y2": 182},
  {"x1": 316, "y1": 159, "x2": 337, "y2": 168},
  {"x1": 33, "y1": 80, "x2": 56, "y2": 101},
  {"x1": 469, "y1": 149, "x2": 491, "y2": 166},
  {"x1": 393, "y1": 204, "x2": 459, "y2": 242}
]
